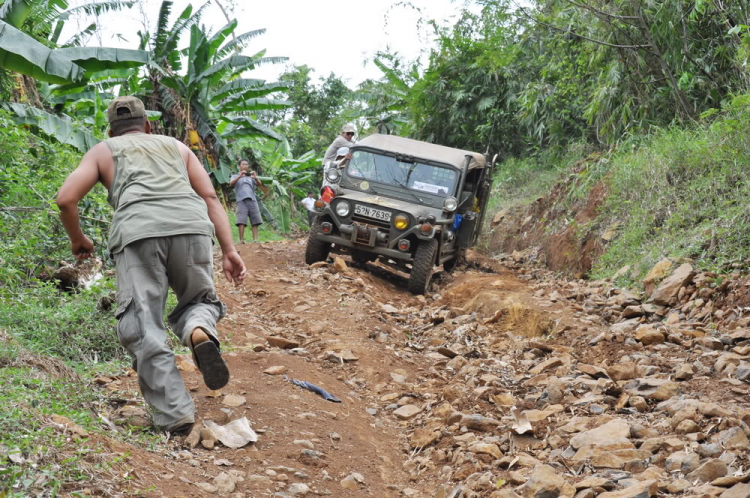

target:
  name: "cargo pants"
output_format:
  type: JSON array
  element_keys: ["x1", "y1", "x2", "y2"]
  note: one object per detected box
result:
[{"x1": 113, "y1": 234, "x2": 226, "y2": 432}]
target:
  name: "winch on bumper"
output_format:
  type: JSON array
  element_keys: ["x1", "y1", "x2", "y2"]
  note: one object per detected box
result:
[{"x1": 315, "y1": 203, "x2": 436, "y2": 262}]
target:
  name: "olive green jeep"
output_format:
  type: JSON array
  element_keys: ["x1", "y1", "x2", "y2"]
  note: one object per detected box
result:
[{"x1": 305, "y1": 134, "x2": 495, "y2": 294}]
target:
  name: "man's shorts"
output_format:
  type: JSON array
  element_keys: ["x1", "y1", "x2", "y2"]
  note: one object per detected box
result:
[{"x1": 236, "y1": 198, "x2": 262, "y2": 227}]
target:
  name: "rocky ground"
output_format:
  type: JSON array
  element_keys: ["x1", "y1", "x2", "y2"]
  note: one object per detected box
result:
[{"x1": 54, "y1": 239, "x2": 750, "y2": 497}]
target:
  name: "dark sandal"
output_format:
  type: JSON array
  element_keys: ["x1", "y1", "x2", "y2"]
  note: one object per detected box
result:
[{"x1": 193, "y1": 341, "x2": 230, "y2": 390}]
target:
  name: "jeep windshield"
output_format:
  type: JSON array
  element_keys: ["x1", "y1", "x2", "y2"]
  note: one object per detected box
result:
[{"x1": 345, "y1": 150, "x2": 457, "y2": 197}]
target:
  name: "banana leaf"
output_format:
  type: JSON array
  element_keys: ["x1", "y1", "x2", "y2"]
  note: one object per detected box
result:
[
  {"x1": 0, "y1": 20, "x2": 84, "y2": 83},
  {"x1": 55, "y1": 47, "x2": 149, "y2": 71},
  {"x1": 2, "y1": 102, "x2": 99, "y2": 152}
]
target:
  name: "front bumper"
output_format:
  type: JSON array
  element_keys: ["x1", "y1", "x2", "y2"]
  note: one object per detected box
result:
[{"x1": 313, "y1": 205, "x2": 437, "y2": 261}]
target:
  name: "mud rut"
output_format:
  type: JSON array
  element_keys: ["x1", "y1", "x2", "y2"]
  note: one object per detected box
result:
[{"x1": 95, "y1": 239, "x2": 586, "y2": 497}]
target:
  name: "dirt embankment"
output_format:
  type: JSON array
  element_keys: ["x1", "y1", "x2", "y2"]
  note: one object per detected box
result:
[{"x1": 485, "y1": 158, "x2": 611, "y2": 279}]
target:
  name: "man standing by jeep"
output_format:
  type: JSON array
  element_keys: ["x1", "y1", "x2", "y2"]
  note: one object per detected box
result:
[
  {"x1": 56, "y1": 96, "x2": 246, "y2": 435},
  {"x1": 322, "y1": 123, "x2": 356, "y2": 164}
]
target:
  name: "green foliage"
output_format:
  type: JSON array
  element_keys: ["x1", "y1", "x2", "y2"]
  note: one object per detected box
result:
[
  {"x1": 276, "y1": 65, "x2": 357, "y2": 157},
  {"x1": 591, "y1": 97, "x2": 750, "y2": 280},
  {"x1": 0, "y1": 110, "x2": 110, "y2": 286}
]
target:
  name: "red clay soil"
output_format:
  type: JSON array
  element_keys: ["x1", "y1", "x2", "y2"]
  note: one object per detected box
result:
[{"x1": 487, "y1": 161, "x2": 609, "y2": 278}]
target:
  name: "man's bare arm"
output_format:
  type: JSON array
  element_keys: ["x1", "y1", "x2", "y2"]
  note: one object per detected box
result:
[
  {"x1": 183, "y1": 148, "x2": 234, "y2": 251},
  {"x1": 56, "y1": 143, "x2": 106, "y2": 258},
  {"x1": 182, "y1": 145, "x2": 246, "y2": 283}
]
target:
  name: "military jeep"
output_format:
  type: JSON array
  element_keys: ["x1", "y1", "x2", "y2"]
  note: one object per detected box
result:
[{"x1": 305, "y1": 134, "x2": 494, "y2": 294}]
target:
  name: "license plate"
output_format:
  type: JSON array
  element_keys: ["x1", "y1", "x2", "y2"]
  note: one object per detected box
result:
[{"x1": 354, "y1": 204, "x2": 391, "y2": 222}]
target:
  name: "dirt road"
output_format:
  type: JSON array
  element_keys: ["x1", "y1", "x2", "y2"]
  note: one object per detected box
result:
[{"x1": 101, "y1": 239, "x2": 750, "y2": 498}]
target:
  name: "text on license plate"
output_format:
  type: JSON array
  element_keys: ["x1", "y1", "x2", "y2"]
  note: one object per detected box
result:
[{"x1": 354, "y1": 204, "x2": 391, "y2": 221}]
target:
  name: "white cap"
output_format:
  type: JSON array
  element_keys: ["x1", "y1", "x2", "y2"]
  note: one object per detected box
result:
[
  {"x1": 341, "y1": 123, "x2": 356, "y2": 133},
  {"x1": 336, "y1": 147, "x2": 350, "y2": 157}
]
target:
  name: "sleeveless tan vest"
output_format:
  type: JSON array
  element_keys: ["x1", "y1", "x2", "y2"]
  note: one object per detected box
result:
[{"x1": 105, "y1": 133, "x2": 215, "y2": 255}]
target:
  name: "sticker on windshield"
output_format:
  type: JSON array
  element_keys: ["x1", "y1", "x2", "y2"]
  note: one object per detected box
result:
[
  {"x1": 413, "y1": 181, "x2": 448, "y2": 195},
  {"x1": 360, "y1": 181, "x2": 370, "y2": 190}
]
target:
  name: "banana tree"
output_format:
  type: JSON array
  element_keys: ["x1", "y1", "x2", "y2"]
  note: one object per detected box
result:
[
  {"x1": 358, "y1": 57, "x2": 416, "y2": 135},
  {"x1": 156, "y1": 18, "x2": 290, "y2": 181}
]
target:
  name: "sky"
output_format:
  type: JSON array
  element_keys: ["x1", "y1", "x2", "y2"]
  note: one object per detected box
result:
[{"x1": 62, "y1": 0, "x2": 477, "y2": 88}]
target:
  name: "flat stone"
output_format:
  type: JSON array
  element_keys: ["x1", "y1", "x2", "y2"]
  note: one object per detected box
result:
[
  {"x1": 716, "y1": 427, "x2": 750, "y2": 450},
  {"x1": 195, "y1": 482, "x2": 218, "y2": 493},
  {"x1": 469, "y1": 442, "x2": 503, "y2": 460},
  {"x1": 622, "y1": 305, "x2": 645, "y2": 318},
  {"x1": 687, "y1": 459, "x2": 728, "y2": 483},
  {"x1": 575, "y1": 476, "x2": 615, "y2": 490},
  {"x1": 635, "y1": 325, "x2": 665, "y2": 345},
  {"x1": 267, "y1": 336, "x2": 300, "y2": 349},
  {"x1": 597, "y1": 480, "x2": 657, "y2": 498},
  {"x1": 719, "y1": 483, "x2": 750, "y2": 498},
  {"x1": 579, "y1": 364, "x2": 609, "y2": 379},
  {"x1": 410, "y1": 428, "x2": 440, "y2": 448},
  {"x1": 515, "y1": 464, "x2": 565, "y2": 498},
  {"x1": 393, "y1": 404, "x2": 423, "y2": 420},
  {"x1": 570, "y1": 419, "x2": 631, "y2": 450},
  {"x1": 460, "y1": 414, "x2": 501, "y2": 432},
  {"x1": 222, "y1": 394, "x2": 246, "y2": 407},
  {"x1": 288, "y1": 482, "x2": 311, "y2": 495},
  {"x1": 608, "y1": 363, "x2": 639, "y2": 381},
  {"x1": 264, "y1": 365, "x2": 287, "y2": 375},
  {"x1": 650, "y1": 263, "x2": 695, "y2": 305},
  {"x1": 530, "y1": 357, "x2": 564, "y2": 375}
]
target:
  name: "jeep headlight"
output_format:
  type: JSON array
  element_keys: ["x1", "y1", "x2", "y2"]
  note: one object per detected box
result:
[
  {"x1": 443, "y1": 196, "x2": 458, "y2": 212},
  {"x1": 393, "y1": 213, "x2": 409, "y2": 230},
  {"x1": 325, "y1": 167, "x2": 340, "y2": 183},
  {"x1": 334, "y1": 200, "x2": 351, "y2": 217}
]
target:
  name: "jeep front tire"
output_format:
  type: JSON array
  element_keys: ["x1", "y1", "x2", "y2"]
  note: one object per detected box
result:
[
  {"x1": 408, "y1": 238, "x2": 438, "y2": 294},
  {"x1": 305, "y1": 218, "x2": 332, "y2": 264}
]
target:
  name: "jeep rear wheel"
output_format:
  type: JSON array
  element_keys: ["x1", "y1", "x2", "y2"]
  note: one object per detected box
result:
[
  {"x1": 408, "y1": 238, "x2": 438, "y2": 295},
  {"x1": 305, "y1": 218, "x2": 331, "y2": 264}
]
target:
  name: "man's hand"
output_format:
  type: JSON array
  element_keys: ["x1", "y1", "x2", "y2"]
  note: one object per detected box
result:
[
  {"x1": 222, "y1": 250, "x2": 247, "y2": 285},
  {"x1": 249, "y1": 171, "x2": 257, "y2": 179},
  {"x1": 240, "y1": 170, "x2": 247, "y2": 177},
  {"x1": 71, "y1": 235, "x2": 94, "y2": 260}
]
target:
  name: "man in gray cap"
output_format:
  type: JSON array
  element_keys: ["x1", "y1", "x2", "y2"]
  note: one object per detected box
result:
[
  {"x1": 56, "y1": 96, "x2": 246, "y2": 435},
  {"x1": 322, "y1": 123, "x2": 356, "y2": 164}
]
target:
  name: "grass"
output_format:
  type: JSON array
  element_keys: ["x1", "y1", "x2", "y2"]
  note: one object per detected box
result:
[
  {"x1": 589, "y1": 98, "x2": 750, "y2": 281},
  {"x1": 0, "y1": 336, "x2": 165, "y2": 497},
  {"x1": 226, "y1": 210, "x2": 287, "y2": 243},
  {"x1": 0, "y1": 280, "x2": 122, "y2": 363}
]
